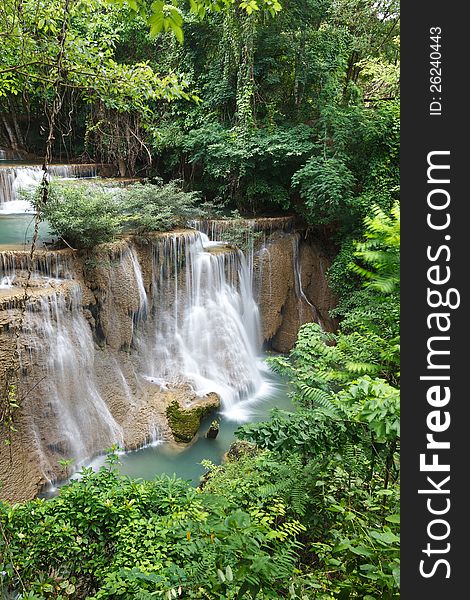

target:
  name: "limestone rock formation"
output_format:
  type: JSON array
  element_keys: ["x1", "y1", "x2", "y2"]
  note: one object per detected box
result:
[
  {"x1": 254, "y1": 231, "x2": 338, "y2": 353},
  {"x1": 0, "y1": 221, "x2": 338, "y2": 502},
  {"x1": 166, "y1": 391, "x2": 221, "y2": 443}
]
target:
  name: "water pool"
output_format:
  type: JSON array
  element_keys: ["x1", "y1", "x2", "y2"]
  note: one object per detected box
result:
[
  {"x1": 44, "y1": 369, "x2": 293, "y2": 494},
  {"x1": 0, "y1": 214, "x2": 52, "y2": 248}
]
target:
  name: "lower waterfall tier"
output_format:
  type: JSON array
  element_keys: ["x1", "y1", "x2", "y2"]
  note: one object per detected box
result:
[{"x1": 0, "y1": 223, "x2": 337, "y2": 501}]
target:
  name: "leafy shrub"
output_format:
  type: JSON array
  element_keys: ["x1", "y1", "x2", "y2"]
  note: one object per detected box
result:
[
  {"x1": 291, "y1": 155, "x2": 356, "y2": 224},
  {"x1": 118, "y1": 180, "x2": 209, "y2": 233},
  {"x1": 0, "y1": 451, "x2": 304, "y2": 600},
  {"x1": 237, "y1": 376, "x2": 400, "y2": 600},
  {"x1": 30, "y1": 180, "x2": 215, "y2": 249},
  {"x1": 32, "y1": 182, "x2": 124, "y2": 249}
]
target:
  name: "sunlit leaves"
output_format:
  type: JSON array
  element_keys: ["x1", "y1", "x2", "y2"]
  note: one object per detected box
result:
[{"x1": 113, "y1": 0, "x2": 282, "y2": 44}]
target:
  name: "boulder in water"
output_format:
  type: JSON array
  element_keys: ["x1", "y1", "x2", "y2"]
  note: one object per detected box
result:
[
  {"x1": 206, "y1": 419, "x2": 220, "y2": 439},
  {"x1": 166, "y1": 392, "x2": 220, "y2": 443}
]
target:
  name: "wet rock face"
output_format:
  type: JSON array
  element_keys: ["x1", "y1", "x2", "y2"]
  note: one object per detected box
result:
[
  {"x1": 206, "y1": 420, "x2": 220, "y2": 439},
  {"x1": 80, "y1": 240, "x2": 150, "y2": 350},
  {"x1": 254, "y1": 231, "x2": 338, "y2": 353}
]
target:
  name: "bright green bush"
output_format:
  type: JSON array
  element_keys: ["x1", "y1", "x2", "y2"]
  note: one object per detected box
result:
[
  {"x1": 118, "y1": 180, "x2": 209, "y2": 233},
  {"x1": 30, "y1": 181, "x2": 215, "y2": 249},
  {"x1": 237, "y1": 377, "x2": 400, "y2": 600},
  {"x1": 33, "y1": 183, "x2": 124, "y2": 249},
  {"x1": 0, "y1": 451, "x2": 304, "y2": 600}
]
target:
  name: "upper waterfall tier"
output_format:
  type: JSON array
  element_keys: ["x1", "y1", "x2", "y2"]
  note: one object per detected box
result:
[{"x1": 0, "y1": 163, "x2": 99, "y2": 213}]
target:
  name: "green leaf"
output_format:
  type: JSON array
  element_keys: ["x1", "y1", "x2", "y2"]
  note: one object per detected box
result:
[
  {"x1": 149, "y1": 15, "x2": 164, "y2": 37},
  {"x1": 385, "y1": 514, "x2": 400, "y2": 524},
  {"x1": 172, "y1": 23, "x2": 184, "y2": 43},
  {"x1": 369, "y1": 530, "x2": 400, "y2": 545}
]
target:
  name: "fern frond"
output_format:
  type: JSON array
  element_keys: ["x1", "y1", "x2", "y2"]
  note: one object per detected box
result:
[
  {"x1": 345, "y1": 361, "x2": 379, "y2": 375},
  {"x1": 297, "y1": 383, "x2": 339, "y2": 417}
]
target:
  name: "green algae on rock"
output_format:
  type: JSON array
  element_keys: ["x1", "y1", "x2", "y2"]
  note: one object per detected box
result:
[{"x1": 166, "y1": 393, "x2": 221, "y2": 443}]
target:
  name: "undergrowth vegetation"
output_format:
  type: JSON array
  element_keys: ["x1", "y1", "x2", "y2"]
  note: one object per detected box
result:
[{"x1": 27, "y1": 180, "x2": 214, "y2": 249}]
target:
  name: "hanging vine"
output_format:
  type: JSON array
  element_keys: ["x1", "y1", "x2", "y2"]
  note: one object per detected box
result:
[
  {"x1": 236, "y1": 11, "x2": 257, "y2": 129},
  {"x1": 85, "y1": 102, "x2": 151, "y2": 177}
]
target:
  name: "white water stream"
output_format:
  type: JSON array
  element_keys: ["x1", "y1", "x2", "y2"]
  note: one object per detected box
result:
[
  {"x1": 136, "y1": 232, "x2": 272, "y2": 422},
  {"x1": 1, "y1": 226, "x2": 279, "y2": 491},
  {"x1": 22, "y1": 286, "x2": 124, "y2": 462},
  {"x1": 0, "y1": 163, "x2": 98, "y2": 214}
]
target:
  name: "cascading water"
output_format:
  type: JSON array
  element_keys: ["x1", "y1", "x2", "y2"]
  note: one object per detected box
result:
[
  {"x1": 290, "y1": 232, "x2": 325, "y2": 328},
  {"x1": 0, "y1": 275, "x2": 14, "y2": 289},
  {"x1": 21, "y1": 285, "x2": 123, "y2": 466},
  {"x1": 1, "y1": 226, "x2": 291, "y2": 498},
  {"x1": 0, "y1": 250, "x2": 73, "y2": 289},
  {"x1": 129, "y1": 246, "x2": 148, "y2": 321},
  {"x1": 0, "y1": 163, "x2": 98, "y2": 214},
  {"x1": 0, "y1": 166, "x2": 43, "y2": 213},
  {"x1": 136, "y1": 232, "x2": 270, "y2": 422}
]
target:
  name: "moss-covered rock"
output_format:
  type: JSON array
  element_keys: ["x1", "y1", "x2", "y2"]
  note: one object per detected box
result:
[
  {"x1": 166, "y1": 392, "x2": 220, "y2": 443},
  {"x1": 206, "y1": 419, "x2": 220, "y2": 439}
]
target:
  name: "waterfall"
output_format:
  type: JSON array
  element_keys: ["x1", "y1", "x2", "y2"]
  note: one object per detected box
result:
[
  {"x1": 0, "y1": 275, "x2": 14, "y2": 289},
  {"x1": 21, "y1": 285, "x2": 123, "y2": 468},
  {"x1": 129, "y1": 247, "x2": 148, "y2": 321},
  {"x1": 136, "y1": 232, "x2": 269, "y2": 421},
  {"x1": 1, "y1": 229, "x2": 275, "y2": 495},
  {"x1": 291, "y1": 233, "x2": 323, "y2": 327},
  {"x1": 0, "y1": 250, "x2": 73, "y2": 284},
  {"x1": 0, "y1": 163, "x2": 98, "y2": 213},
  {"x1": 0, "y1": 166, "x2": 43, "y2": 213},
  {"x1": 0, "y1": 148, "x2": 21, "y2": 160}
]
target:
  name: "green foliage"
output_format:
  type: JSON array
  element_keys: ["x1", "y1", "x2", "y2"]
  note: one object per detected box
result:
[
  {"x1": 236, "y1": 374, "x2": 400, "y2": 599},
  {"x1": 233, "y1": 195, "x2": 400, "y2": 598},
  {"x1": 0, "y1": 450, "x2": 304, "y2": 599},
  {"x1": 1, "y1": 2, "x2": 401, "y2": 599},
  {"x1": 167, "y1": 123, "x2": 316, "y2": 212},
  {"x1": 32, "y1": 183, "x2": 124, "y2": 249},
  {"x1": 351, "y1": 202, "x2": 400, "y2": 294},
  {"x1": 2, "y1": 0, "x2": 399, "y2": 230},
  {"x1": 270, "y1": 318, "x2": 398, "y2": 391},
  {"x1": 292, "y1": 156, "x2": 355, "y2": 224},
  {"x1": 119, "y1": 180, "x2": 207, "y2": 233},
  {"x1": 28, "y1": 180, "x2": 212, "y2": 249},
  {"x1": 116, "y1": 0, "x2": 283, "y2": 44}
]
